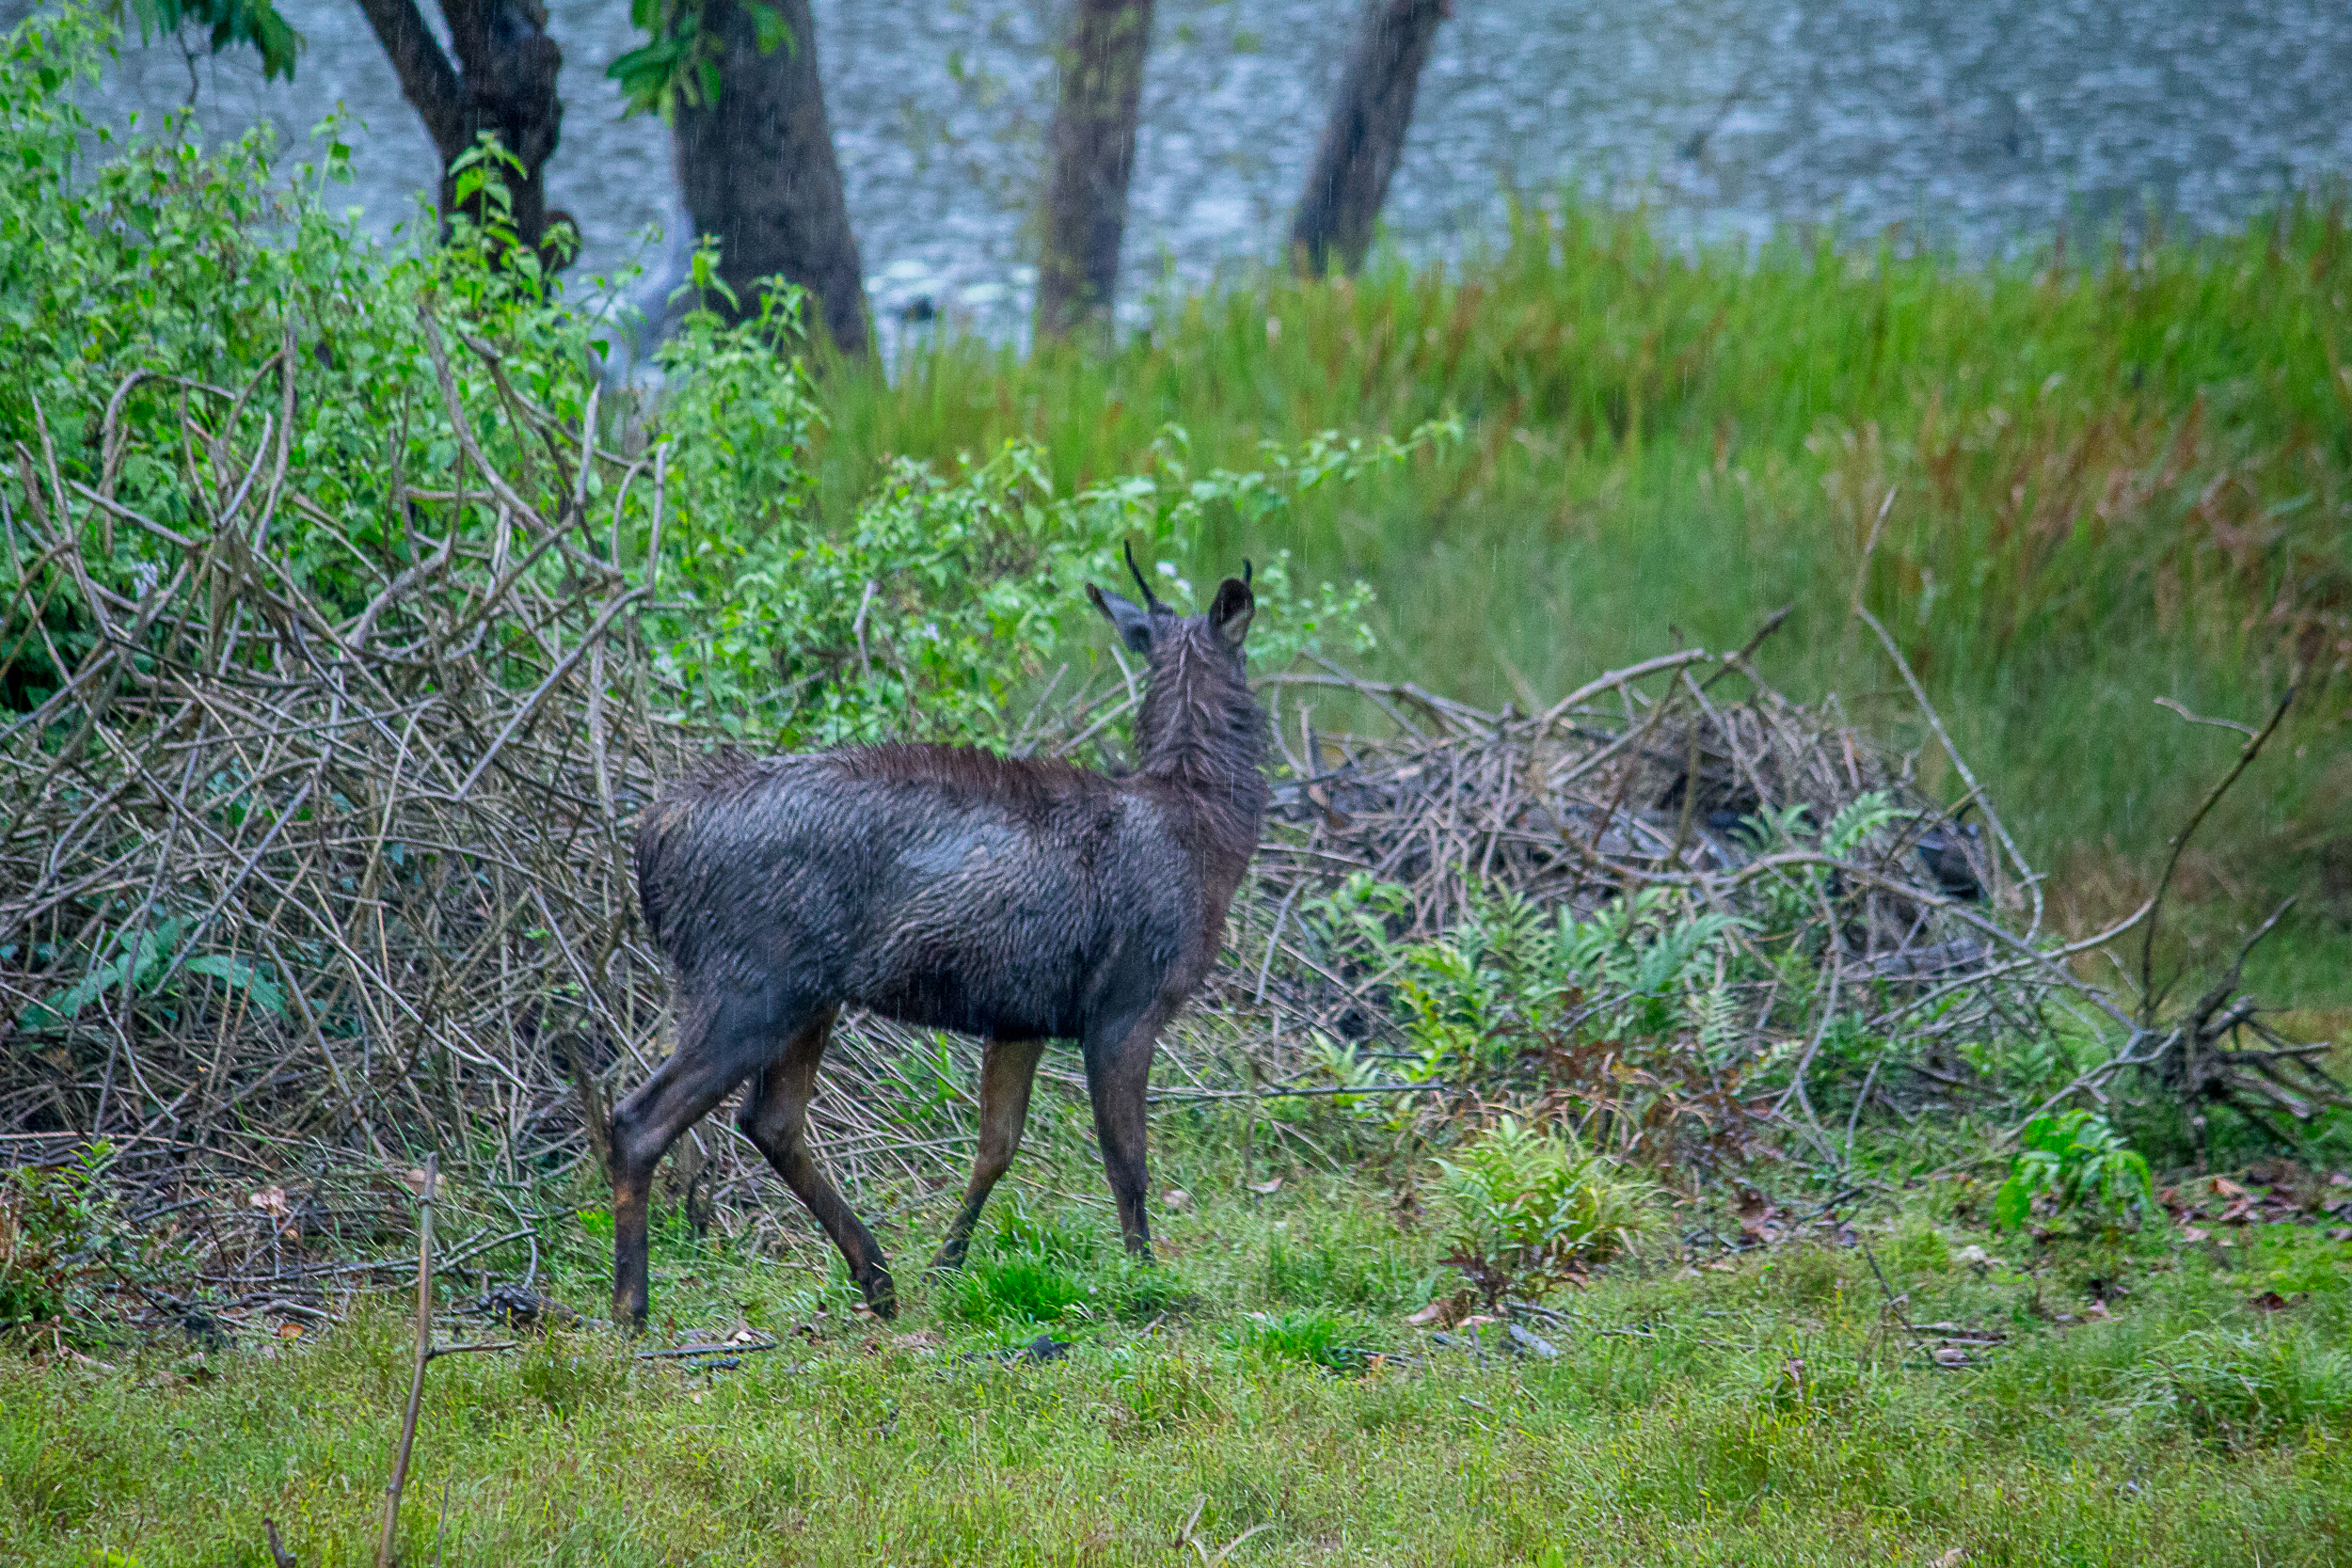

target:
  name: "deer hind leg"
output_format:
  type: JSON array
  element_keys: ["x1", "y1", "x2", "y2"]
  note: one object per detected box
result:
[
  {"x1": 608, "y1": 989, "x2": 778, "y2": 1329},
  {"x1": 1083, "y1": 1005, "x2": 1169, "y2": 1261},
  {"x1": 736, "y1": 1005, "x2": 898, "y2": 1318},
  {"x1": 929, "y1": 1037, "x2": 1049, "y2": 1274}
]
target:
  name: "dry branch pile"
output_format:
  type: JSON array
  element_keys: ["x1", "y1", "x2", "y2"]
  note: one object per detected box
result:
[{"x1": 0, "y1": 344, "x2": 980, "y2": 1260}]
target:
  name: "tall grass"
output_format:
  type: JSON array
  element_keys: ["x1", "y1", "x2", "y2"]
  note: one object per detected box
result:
[{"x1": 815, "y1": 198, "x2": 2352, "y2": 1003}]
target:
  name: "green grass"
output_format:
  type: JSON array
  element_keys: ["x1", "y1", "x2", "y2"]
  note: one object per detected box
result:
[
  {"x1": 8, "y1": 1121, "x2": 2352, "y2": 1566},
  {"x1": 814, "y1": 198, "x2": 2352, "y2": 1006}
]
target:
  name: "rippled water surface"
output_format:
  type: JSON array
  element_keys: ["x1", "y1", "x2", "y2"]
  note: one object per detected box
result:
[{"x1": 29, "y1": 0, "x2": 2352, "y2": 336}]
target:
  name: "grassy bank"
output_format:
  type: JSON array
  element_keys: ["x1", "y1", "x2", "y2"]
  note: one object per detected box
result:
[
  {"x1": 7, "y1": 1111, "x2": 2351, "y2": 1566},
  {"x1": 815, "y1": 203, "x2": 2352, "y2": 1005}
]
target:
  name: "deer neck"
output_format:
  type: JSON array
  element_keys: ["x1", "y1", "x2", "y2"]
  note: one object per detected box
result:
[{"x1": 1133, "y1": 644, "x2": 1269, "y2": 873}]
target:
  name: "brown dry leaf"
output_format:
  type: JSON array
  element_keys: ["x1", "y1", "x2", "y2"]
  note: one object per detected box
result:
[
  {"x1": 1455, "y1": 1314, "x2": 1501, "y2": 1330},
  {"x1": 2328, "y1": 1228, "x2": 2352, "y2": 1243},
  {"x1": 1706, "y1": 1259, "x2": 1740, "y2": 1273},
  {"x1": 247, "y1": 1186, "x2": 297, "y2": 1237},
  {"x1": 2085, "y1": 1299, "x2": 2111, "y2": 1320},
  {"x1": 1405, "y1": 1303, "x2": 1449, "y2": 1327},
  {"x1": 398, "y1": 1167, "x2": 443, "y2": 1198},
  {"x1": 274, "y1": 1321, "x2": 304, "y2": 1339},
  {"x1": 1161, "y1": 1188, "x2": 1193, "y2": 1212},
  {"x1": 2211, "y1": 1177, "x2": 2249, "y2": 1198},
  {"x1": 1247, "y1": 1178, "x2": 1282, "y2": 1196},
  {"x1": 893, "y1": 1331, "x2": 942, "y2": 1351},
  {"x1": 2182, "y1": 1227, "x2": 2210, "y2": 1243},
  {"x1": 2247, "y1": 1291, "x2": 2295, "y2": 1312},
  {"x1": 1930, "y1": 1549, "x2": 1968, "y2": 1567}
]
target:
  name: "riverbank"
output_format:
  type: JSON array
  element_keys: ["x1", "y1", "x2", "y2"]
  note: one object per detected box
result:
[{"x1": 816, "y1": 199, "x2": 2352, "y2": 1006}]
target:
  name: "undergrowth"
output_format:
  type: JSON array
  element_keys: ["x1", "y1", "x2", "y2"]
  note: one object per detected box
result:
[{"x1": 3, "y1": 1120, "x2": 2349, "y2": 1566}]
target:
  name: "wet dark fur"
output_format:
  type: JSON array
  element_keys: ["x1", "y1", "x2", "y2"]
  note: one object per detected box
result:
[{"x1": 609, "y1": 574, "x2": 1266, "y2": 1324}]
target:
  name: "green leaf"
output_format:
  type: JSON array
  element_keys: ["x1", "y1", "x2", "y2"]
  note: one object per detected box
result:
[
  {"x1": 183, "y1": 954, "x2": 287, "y2": 1016},
  {"x1": 1991, "y1": 1176, "x2": 2032, "y2": 1233},
  {"x1": 748, "y1": 3, "x2": 793, "y2": 56}
]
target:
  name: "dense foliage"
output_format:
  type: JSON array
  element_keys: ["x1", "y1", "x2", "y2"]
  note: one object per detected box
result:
[{"x1": 0, "y1": 6, "x2": 1436, "y2": 757}]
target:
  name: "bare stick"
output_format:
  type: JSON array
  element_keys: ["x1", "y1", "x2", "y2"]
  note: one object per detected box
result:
[
  {"x1": 377, "y1": 1152, "x2": 437, "y2": 1568},
  {"x1": 2137, "y1": 684, "x2": 2296, "y2": 1024},
  {"x1": 1852, "y1": 604, "x2": 2041, "y2": 936}
]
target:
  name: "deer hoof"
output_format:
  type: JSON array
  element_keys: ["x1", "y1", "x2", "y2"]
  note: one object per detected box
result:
[{"x1": 861, "y1": 1269, "x2": 898, "y2": 1320}]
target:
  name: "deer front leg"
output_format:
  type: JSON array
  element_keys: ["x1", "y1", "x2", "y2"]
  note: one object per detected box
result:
[
  {"x1": 737, "y1": 1006, "x2": 899, "y2": 1318},
  {"x1": 1082, "y1": 1006, "x2": 1168, "y2": 1259},
  {"x1": 930, "y1": 1037, "x2": 1049, "y2": 1274}
]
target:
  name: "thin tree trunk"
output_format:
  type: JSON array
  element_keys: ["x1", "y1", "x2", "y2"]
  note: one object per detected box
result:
[
  {"x1": 1034, "y1": 0, "x2": 1155, "y2": 340},
  {"x1": 353, "y1": 0, "x2": 564, "y2": 250},
  {"x1": 1289, "y1": 0, "x2": 1451, "y2": 277},
  {"x1": 673, "y1": 0, "x2": 869, "y2": 358}
]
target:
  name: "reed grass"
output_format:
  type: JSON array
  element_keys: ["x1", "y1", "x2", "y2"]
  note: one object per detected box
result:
[{"x1": 813, "y1": 199, "x2": 2352, "y2": 1005}]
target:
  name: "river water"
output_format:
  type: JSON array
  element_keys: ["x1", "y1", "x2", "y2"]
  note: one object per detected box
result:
[{"x1": 28, "y1": 0, "x2": 2352, "y2": 344}]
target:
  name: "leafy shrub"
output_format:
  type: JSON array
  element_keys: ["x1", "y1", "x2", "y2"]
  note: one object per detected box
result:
[
  {"x1": 0, "y1": 1146, "x2": 131, "y2": 1340},
  {"x1": 2139, "y1": 1328, "x2": 2352, "y2": 1449},
  {"x1": 1432, "y1": 1117, "x2": 1648, "y2": 1305},
  {"x1": 1991, "y1": 1110, "x2": 2157, "y2": 1234}
]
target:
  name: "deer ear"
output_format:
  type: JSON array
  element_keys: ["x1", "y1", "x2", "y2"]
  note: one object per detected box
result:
[
  {"x1": 1088, "y1": 582, "x2": 1154, "y2": 654},
  {"x1": 1210, "y1": 576, "x2": 1255, "y2": 649}
]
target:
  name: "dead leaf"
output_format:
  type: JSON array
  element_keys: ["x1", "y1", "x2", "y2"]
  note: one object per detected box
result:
[
  {"x1": 275, "y1": 1321, "x2": 304, "y2": 1339},
  {"x1": 892, "y1": 1330, "x2": 942, "y2": 1351},
  {"x1": 2211, "y1": 1177, "x2": 2249, "y2": 1198},
  {"x1": 1930, "y1": 1549, "x2": 1968, "y2": 1567},
  {"x1": 2085, "y1": 1299, "x2": 2111, "y2": 1320},
  {"x1": 1247, "y1": 1178, "x2": 1282, "y2": 1196},
  {"x1": 1736, "y1": 1188, "x2": 1779, "y2": 1241},
  {"x1": 2247, "y1": 1291, "x2": 2295, "y2": 1312},
  {"x1": 2328, "y1": 1228, "x2": 2352, "y2": 1243},
  {"x1": 247, "y1": 1186, "x2": 297, "y2": 1236},
  {"x1": 2182, "y1": 1227, "x2": 2210, "y2": 1243},
  {"x1": 1931, "y1": 1346, "x2": 1973, "y2": 1366},
  {"x1": 1706, "y1": 1259, "x2": 1739, "y2": 1272},
  {"x1": 2328, "y1": 1171, "x2": 2351, "y2": 1188},
  {"x1": 398, "y1": 1167, "x2": 443, "y2": 1198},
  {"x1": 1405, "y1": 1302, "x2": 1449, "y2": 1327},
  {"x1": 1454, "y1": 1314, "x2": 1500, "y2": 1331},
  {"x1": 1162, "y1": 1188, "x2": 1192, "y2": 1212}
]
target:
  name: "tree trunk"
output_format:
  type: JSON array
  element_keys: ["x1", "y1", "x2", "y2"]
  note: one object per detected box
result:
[
  {"x1": 353, "y1": 0, "x2": 565, "y2": 250},
  {"x1": 673, "y1": 0, "x2": 869, "y2": 358},
  {"x1": 1034, "y1": 0, "x2": 1155, "y2": 340},
  {"x1": 1289, "y1": 0, "x2": 1451, "y2": 277}
]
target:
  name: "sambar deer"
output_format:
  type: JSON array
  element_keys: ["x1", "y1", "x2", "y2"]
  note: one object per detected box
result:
[{"x1": 611, "y1": 553, "x2": 1267, "y2": 1323}]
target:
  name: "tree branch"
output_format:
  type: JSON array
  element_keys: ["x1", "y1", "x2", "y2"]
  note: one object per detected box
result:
[{"x1": 353, "y1": 0, "x2": 467, "y2": 158}]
